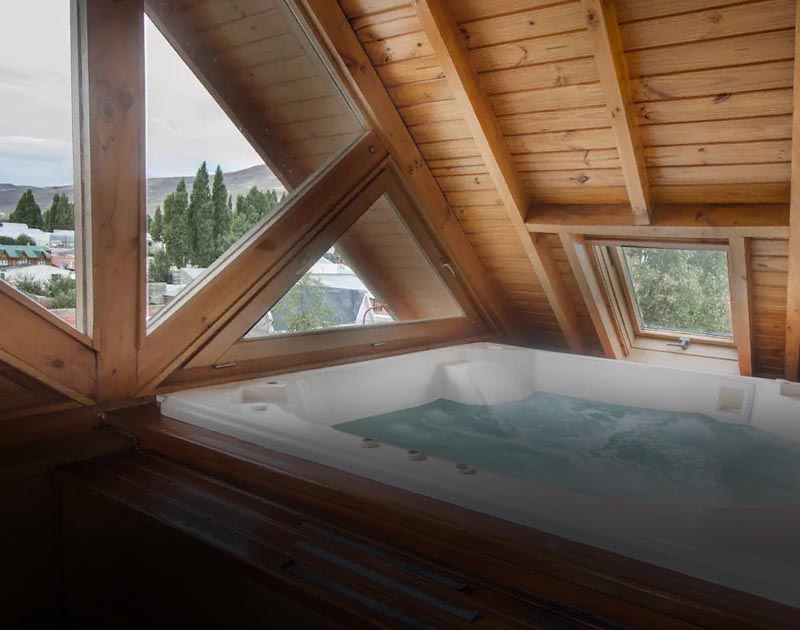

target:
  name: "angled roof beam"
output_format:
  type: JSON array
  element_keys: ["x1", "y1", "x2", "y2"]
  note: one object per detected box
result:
[
  {"x1": 560, "y1": 234, "x2": 625, "y2": 360},
  {"x1": 414, "y1": 0, "x2": 586, "y2": 353},
  {"x1": 785, "y1": 3, "x2": 800, "y2": 381},
  {"x1": 582, "y1": 0, "x2": 652, "y2": 225},
  {"x1": 301, "y1": 0, "x2": 522, "y2": 341}
]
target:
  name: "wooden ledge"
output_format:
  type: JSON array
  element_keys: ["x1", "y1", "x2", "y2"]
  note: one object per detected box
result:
[{"x1": 105, "y1": 404, "x2": 800, "y2": 629}]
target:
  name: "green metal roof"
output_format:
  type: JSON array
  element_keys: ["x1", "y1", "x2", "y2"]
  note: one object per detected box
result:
[{"x1": 0, "y1": 245, "x2": 51, "y2": 260}]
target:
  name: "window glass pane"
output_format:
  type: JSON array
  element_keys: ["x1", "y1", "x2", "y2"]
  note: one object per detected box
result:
[
  {"x1": 0, "y1": 0, "x2": 83, "y2": 330},
  {"x1": 145, "y1": 1, "x2": 365, "y2": 326},
  {"x1": 621, "y1": 246, "x2": 732, "y2": 339},
  {"x1": 246, "y1": 194, "x2": 463, "y2": 338}
]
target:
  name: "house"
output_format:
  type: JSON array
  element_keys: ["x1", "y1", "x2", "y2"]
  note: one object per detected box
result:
[{"x1": 0, "y1": 244, "x2": 51, "y2": 268}]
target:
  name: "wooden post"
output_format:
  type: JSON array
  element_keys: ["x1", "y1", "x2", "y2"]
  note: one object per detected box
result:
[
  {"x1": 84, "y1": 0, "x2": 145, "y2": 400},
  {"x1": 728, "y1": 238, "x2": 754, "y2": 376}
]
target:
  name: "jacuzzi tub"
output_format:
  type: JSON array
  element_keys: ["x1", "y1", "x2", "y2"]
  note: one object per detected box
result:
[{"x1": 160, "y1": 342, "x2": 800, "y2": 606}]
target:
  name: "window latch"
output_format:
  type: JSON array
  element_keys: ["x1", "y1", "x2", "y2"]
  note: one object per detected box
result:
[{"x1": 666, "y1": 337, "x2": 691, "y2": 350}]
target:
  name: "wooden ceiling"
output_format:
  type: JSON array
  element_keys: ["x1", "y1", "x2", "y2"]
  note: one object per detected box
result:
[
  {"x1": 139, "y1": 0, "x2": 798, "y2": 380},
  {"x1": 354, "y1": 0, "x2": 793, "y2": 204},
  {"x1": 334, "y1": 0, "x2": 797, "y2": 377}
]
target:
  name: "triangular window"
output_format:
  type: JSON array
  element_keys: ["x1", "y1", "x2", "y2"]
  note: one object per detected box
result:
[
  {"x1": 245, "y1": 193, "x2": 463, "y2": 339},
  {"x1": 144, "y1": 1, "x2": 365, "y2": 328}
]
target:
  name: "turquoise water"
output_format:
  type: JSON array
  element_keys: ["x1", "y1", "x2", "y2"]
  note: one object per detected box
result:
[{"x1": 334, "y1": 392, "x2": 800, "y2": 508}]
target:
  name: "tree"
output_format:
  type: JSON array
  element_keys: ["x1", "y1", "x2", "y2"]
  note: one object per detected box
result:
[
  {"x1": 9, "y1": 190, "x2": 43, "y2": 229},
  {"x1": 186, "y1": 162, "x2": 215, "y2": 267},
  {"x1": 45, "y1": 275, "x2": 76, "y2": 309},
  {"x1": 227, "y1": 187, "x2": 280, "y2": 246},
  {"x1": 0, "y1": 234, "x2": 37, "y2": 246},
  {"x1": 162, "y1": 179, "x2": 189, "y2": 268},
  {"x1": 211, "y1": 165, "x2": 231, "y2": 257},
  {"x1": 149, "y1": 248, "x2": 171, "y2": 283},
  {"x1": 13, "y1": 274, "x2": 76, "y2": 309},
  {"x1": 271, "y1": 275, "x2": 338, "y2": 333},
  {"x1": 43, "y1": 194, "x2": 74, "y2": 231},
  {"x1": 151, "y1": 206, "x2": 164, "y2": 242},
  {"x1": 14, "y1": 234, "x2": 36, "y2": 246}
]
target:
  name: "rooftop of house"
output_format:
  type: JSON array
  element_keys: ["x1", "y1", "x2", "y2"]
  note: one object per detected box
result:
[{"x1": 0, "y1": 245, "x2": 51, "y2": 260}]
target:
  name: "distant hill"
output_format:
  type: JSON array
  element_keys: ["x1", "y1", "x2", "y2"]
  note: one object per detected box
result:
[{"x1": 0, "y1": 164, "x2": 284, "y2": 220}]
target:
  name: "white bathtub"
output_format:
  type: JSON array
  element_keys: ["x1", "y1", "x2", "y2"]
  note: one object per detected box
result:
[{"x1": 160, "y1": 342, "x2": 800, "y2": 606}]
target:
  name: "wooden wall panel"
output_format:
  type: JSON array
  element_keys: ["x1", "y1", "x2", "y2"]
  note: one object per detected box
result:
[{"x1": 750, "y1": 239, "x2": 789, "y2": 377}]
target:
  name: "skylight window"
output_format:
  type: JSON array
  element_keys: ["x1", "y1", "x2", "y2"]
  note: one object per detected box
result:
[{"x1": 620, "y1": 246, "x2": 733, "y2": 340}]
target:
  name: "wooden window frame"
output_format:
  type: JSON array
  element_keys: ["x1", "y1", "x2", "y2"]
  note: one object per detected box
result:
[
  {"x1": 143, "y1": 0, "x2": 370, "y2": 335},
  {"x1": 0, "y1": 0, "x2": 91, "y2": 338},
  {"x1": 158, "y1": 163, "x2": 490, "y2": 390},
  {"x1": 588, "y1": 238, "x2": 741, "y2": 365}
]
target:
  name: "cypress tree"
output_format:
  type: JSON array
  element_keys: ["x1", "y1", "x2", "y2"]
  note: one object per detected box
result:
[
  {"x1": 43, "y1": 194, "x2": 57, "y2": 232},
  {"x1": 211, "y1": 166, "x2": 231, "y2": 257},
  {"x1": 149, "y1": 248, "x2": 171, "y2": 283},
  {"x1": 162, "y1": 179, "x2": 189, "y2": 268},
  {"x1": 151, "y1": 206, "x2": 164, "y2": 242},
  {"x1": 43, "y1": 194, "x2": 74, "y2": 231},
  {"x1": 186, "y1": 162, "x2": 215, "y2": 266},
  {"x1": 10, "y1": 189, "x2": 43, "y2": 229}
]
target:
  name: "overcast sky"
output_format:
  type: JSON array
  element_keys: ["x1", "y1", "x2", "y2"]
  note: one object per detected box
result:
[{"x1": 0, "y1": 2, "x2": 262, "y2": 188}]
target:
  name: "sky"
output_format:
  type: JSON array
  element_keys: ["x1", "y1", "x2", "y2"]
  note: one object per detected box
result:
[{"x1": 0, "y1": 1, "x2": 262, "y2": 188}]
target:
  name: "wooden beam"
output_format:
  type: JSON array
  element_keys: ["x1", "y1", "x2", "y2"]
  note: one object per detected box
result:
[
  {"x1": 582, "y1": 0, "x2": 652, "y2": 225},
  {"x1": 527, "y1": 204, "x2": 789, "y2": 239},
  {"x1": 413, "y1": 0, "x2": 585, "y2": 353},
  {"x1": 301, "y1": 0, "x2": 522, "y2": 341},
  {"x1": 0, "y1": 285, "x2": 95, "y2": 405},
  {"x1": 145, "y1": 0, "x2": 307, "y2": 189},
  {"x1": 83, "y1": 0, "x2": 145, "y2": 401},
  {"x1": 728, "y1": 237, "x2": 754, "y2": 377},
  {"x1": 787, "y1": 0, "x2": 800, "y2": 381},
  {"x1": 559, "y1": 234, "x2": 625, "y2": 360}
]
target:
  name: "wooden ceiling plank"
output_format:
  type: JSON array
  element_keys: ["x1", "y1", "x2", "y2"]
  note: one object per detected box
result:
[
  {"x1": 785, "y1": 0, "x2": 800, "y2": 381},
  {"x1": 301, "y1": 0, "x2": 523, "y2": 340},
  {"x1": 728, "y1": 237, "x2": 755, "y2": 376},
  {"x1": 415, "y1": 0, "x2": 586, "y2": 353},
  {"x1": 582, "y1": 0, "x2": 652, "y2": 225}
]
